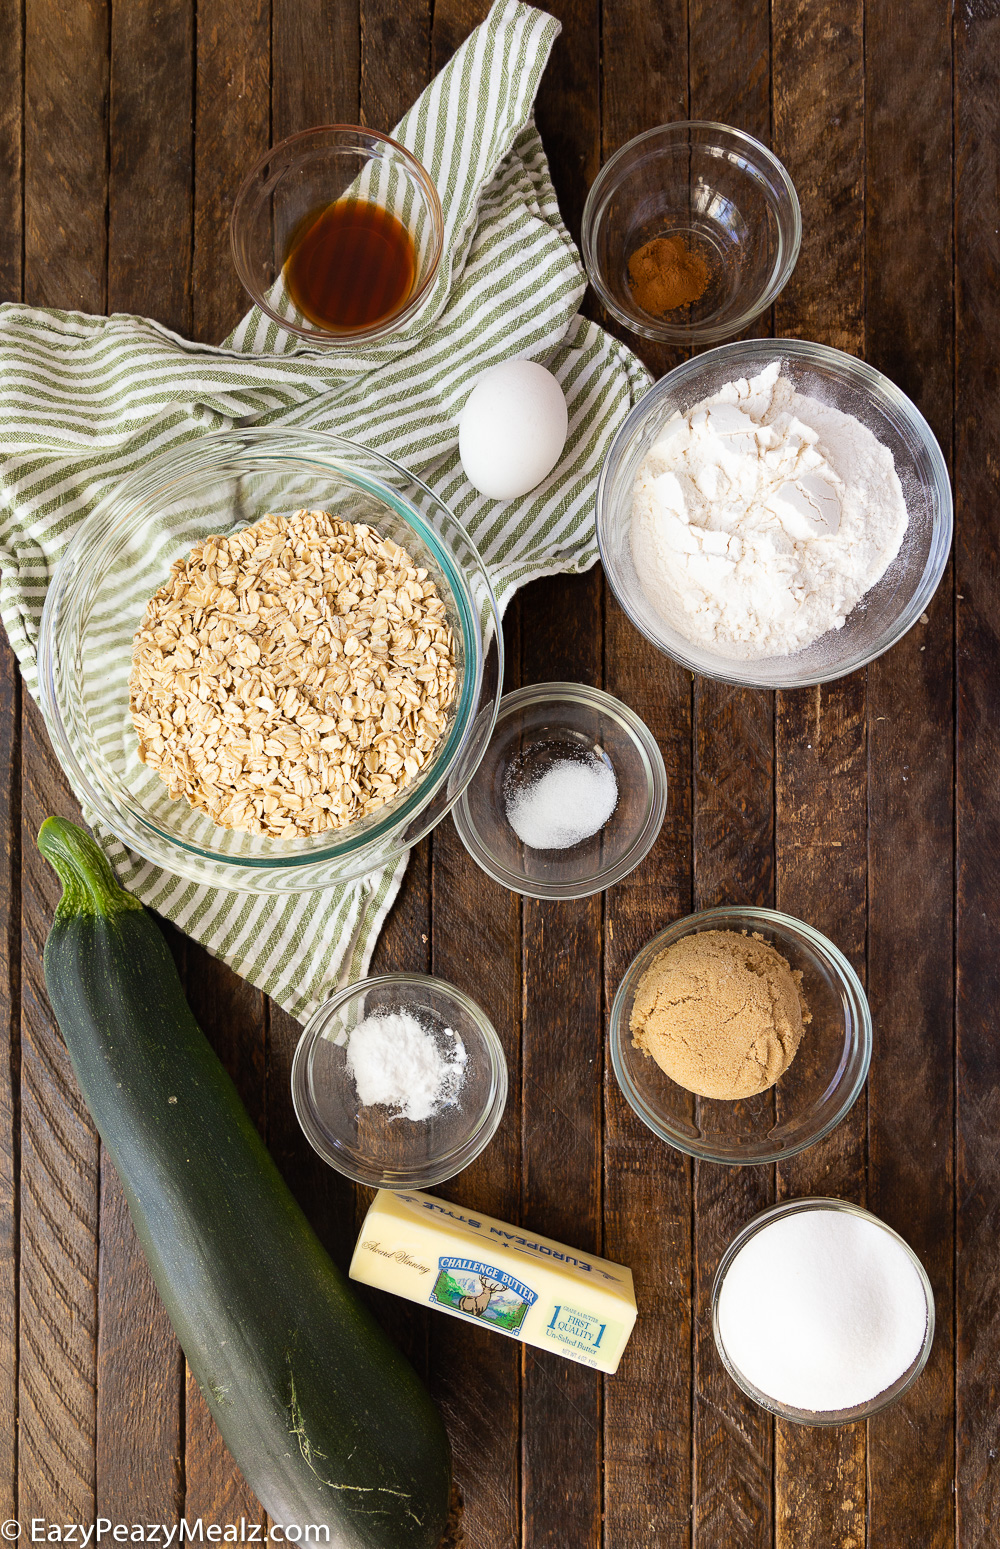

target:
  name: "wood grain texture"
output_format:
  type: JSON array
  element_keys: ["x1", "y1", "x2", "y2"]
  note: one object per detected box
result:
[
  {"x1": 0, "y1": 2, "x2": 21, "y2": 1520},
  {"x1": 108, "y1": 0, "x2": 193, "y2": 329},
  {"x1": 24, "y1": 0, "x2": 108, "y2": 312},
  {"x1": 686, "y1": 5, "x2": 775, "y2": 1543},
  {"x1": 955, "y1": 4, "x2": 1000, "y2": 1545},
  {"x1": 865, "y1": 0, "x2": 955, "y2": 1539},
  {"x1": 18, "y1": 701, "x2": 95, "y2": 1524},
  {"x1": 360, "y1": 0, "x2": 428, "y2": 133},
  {"x1": 183, "y1": 957, "x2": 268, "y2": 1529},
  {"x1": 192, "y1": 0, "x2": 269, "y2": 344},
  {"x1": 273, "y1": 0, "x2": 360, "y2": 140},
  {"x1": 95, "y1": 6, "x2": 192, "y2": 1522},
  {"x1": 770, "y1": 0, "x2": 869, "y2": 1543},
  {"x1": 19, "y1": 0, "x2": 107, "y2": 1518},
  {"x1": 520, "y1": 571, "x2": 603, "y2": 1549},
  {"x1": 598, "y1": 0, "x2": 694, "y2": 1531},
  {"x1": 0, "y1": 635, "x2": 20, "y2": 1523},
  {"x1": 0, "y1": 0, "x2": 988, "y2": 1540},
  {"x1": 602, "y1": 594, "x2": 694, "y2": 1549},
  {"x1": 430, "y1": 823, "x2": 522, "y2": 1549}
]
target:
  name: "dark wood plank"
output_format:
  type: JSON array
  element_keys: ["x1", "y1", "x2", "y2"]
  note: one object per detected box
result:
[
  {"x1": 0, "y1": 0, "x2": 22, "y2": 308},
  {"x1": 519, "y1": 570, "x2": 603, "y2": 1549},
  {"x1": 107, "y1": 0, "x2": 193, "y2": 330},
  {"x1": 348, "y1": 0, "x2": 434, "y2": 1385},
  {"x1": 596, "y1": 0, "x2": 688, "y2": 384},
  {"x1": 684, "y1": 7, "x2": 776, "y2": 1545},
  {"x1": 429, "y1": 827, "x2": 522, "y2": 1549},
  {"x1": 360, "y1": 0, "x2": 426, "y2": 133},
  {"x1": 773, "y1": 742, "x2": 868, "y2": 1539},
  {"x1": 0, "y1": 1, "x2": 22, "y2": 1521},
  {"x1": 426, "y1": 539, "x2": 521, "y2": 1549},
  {"x1": 192, "y1": 0, "x2": 269, "y2": 346},
  {"x1": 94, "y1": 4, "x2": 193, "y2": 1523},
  {"x1": 272, "y1": 0, "x2": 360, "y2": 140},
  {"x1": 513, "y1": 4, "x2": 604, "y2": 1540},
  {"x1": 19, "y1": 0, "x2": 108, "y2": 1519},
  {"x1": 18, "y1": 699, "x2": 95, "y2": 1524},
  {"x1": 0, "y1": 636, "x2": 20, "y2": 1525},
  {"x1": 771, "y1": 2, "x2": 868, "y2": 1540},
  {"x1": 601, "y1": 596, "x2": 694, "y2": 1549},
  {"x1": 864, "y1": 0, "x2": 955, "y2": 1539},
  {"x1": 690, "y1": 683, "x2": 774, "y2": 1549},
  {"x1": 24, "y1": 0, "x2": 108, "y2": 312},
  {"x1": 417, "y1": 11, "x2": 521, "y2": 1544},
  {"x1": 955, "y1": 1, "x2": 1000, "y2": 1542},
  {"x1": 183, "y1": 957, "x2": 268, "y2": 1529},
  {"x1": 182, "y1": 0, "x2": 270, "y2": 1521},
  {"x1": 598, "y1": 7, "x2": 694, "y2": 1543}
]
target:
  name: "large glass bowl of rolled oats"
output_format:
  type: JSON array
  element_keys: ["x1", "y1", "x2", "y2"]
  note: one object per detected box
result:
[{"x1": 39, "y1": 428, "x2": 503, "y2": 892}]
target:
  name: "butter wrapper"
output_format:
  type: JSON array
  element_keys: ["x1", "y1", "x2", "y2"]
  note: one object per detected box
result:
[{"x1": 350, "y1": 1188, "x2": 637, "y2": 1374}]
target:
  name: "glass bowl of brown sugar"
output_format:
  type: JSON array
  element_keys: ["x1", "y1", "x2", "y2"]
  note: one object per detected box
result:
[{"x1": 581, "y1": 122, "x2": 801, "y2": 345}]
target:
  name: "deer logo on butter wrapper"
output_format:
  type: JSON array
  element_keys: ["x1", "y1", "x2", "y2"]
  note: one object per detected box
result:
[{"x1": 431, "y1": 1257, "x2": 536, "y2": 1333}]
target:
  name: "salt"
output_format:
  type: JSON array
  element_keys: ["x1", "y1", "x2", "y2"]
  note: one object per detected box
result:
[
  {"x1": 505, "y1": 752, "x2": 618, "y2": 850},
  {"x1": 717, "y1": 1207, "x2": 929, "y2": 1413},
  {"x1": 345, "y1": 1009, "x2": 468, "y2": 1122}
]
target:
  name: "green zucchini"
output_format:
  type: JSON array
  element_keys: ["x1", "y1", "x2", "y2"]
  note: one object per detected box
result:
[{"x1": 38, "y1": 816, "x2": 451, "y2": 1549}]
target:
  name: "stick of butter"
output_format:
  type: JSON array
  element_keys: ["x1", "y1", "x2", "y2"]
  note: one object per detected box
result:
[{"x1": 350, "y1": 1188, "x2": 637, "y2": 1374}]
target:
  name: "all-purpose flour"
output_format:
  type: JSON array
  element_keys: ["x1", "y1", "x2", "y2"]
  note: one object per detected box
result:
[{"x1": 630, "y1": 361, "x2": 909, "y2": 658}]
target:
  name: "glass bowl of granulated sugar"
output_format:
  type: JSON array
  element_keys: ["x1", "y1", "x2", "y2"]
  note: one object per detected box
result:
[
  {"x1": 712, "y1": 1198, "x2": 935, "y2": 1424},
  {"x1": 291, "y1": 974, "x2": 507, "y2": 1189},
  {"x1": 596, "y1": 337, "x2": 953, "y2": 689},
  {"x1": 450, "y1": 682, "x2": 668, "y2": 900}
]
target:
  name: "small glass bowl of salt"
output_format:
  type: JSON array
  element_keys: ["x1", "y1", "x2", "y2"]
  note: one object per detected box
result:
[
  {"x1": 290, "y1": 973, "x2": 507, "y2": 1189},
  {"x1": 451, "y1": 682, "x2": 667, "y2": 899},
  {"x1": 712, "y1": 1197, "x2": 936, "y2": 1425}
]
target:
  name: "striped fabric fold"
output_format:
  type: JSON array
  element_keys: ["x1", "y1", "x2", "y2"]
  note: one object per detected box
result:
[{"x1": 0, "y1": 0, "x2": 651, "y2": 1024}]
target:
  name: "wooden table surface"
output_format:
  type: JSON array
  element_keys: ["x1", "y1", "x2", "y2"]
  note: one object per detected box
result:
[{"x1": 1, "y1": 0, "x2": 997, "y2": 1544}]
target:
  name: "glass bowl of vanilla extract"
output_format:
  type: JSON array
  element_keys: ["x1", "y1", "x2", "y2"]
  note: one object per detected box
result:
[{"x1": 231, "y1": 124, "x2": 444, "y2": 345}]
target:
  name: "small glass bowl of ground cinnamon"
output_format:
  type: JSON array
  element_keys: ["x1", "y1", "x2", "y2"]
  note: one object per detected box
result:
[{"x1": 582, "y1": 122, "x2": 801, "y2": 345}]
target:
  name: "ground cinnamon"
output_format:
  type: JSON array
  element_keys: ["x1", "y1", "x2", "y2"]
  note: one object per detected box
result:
[{"x1": 627, "y1": 234, "x2": 710, "y2": 314}]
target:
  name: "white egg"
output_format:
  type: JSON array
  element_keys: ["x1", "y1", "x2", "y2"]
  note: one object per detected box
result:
[{"x1": 458, "y1": 359, "x2": 569, "y2": 500}]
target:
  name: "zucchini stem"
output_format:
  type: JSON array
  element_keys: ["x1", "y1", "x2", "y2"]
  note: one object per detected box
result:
[{"x1": 37, "y1": 817, "x2": 143, "y2": 920}]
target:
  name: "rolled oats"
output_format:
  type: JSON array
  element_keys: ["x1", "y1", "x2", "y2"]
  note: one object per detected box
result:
[{"x1": 129, "y1": 509, "x2": 458, "y2": 838}]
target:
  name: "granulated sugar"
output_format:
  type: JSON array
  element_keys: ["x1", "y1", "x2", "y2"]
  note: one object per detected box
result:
[
  {"x1": 717, "y1": 1206, "x2": 929, "y2": 1413},
  {"x1": 346, "y1": 1009, "x2": 467, "y2": 1122},
  {"x1": 505, "y1": 752, "x2": 618, "y2": 850}
]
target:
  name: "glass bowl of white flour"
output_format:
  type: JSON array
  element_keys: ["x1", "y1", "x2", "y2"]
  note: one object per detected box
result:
[{"x1": 596, "y1": 339, "x2": 952, "y2": 688}]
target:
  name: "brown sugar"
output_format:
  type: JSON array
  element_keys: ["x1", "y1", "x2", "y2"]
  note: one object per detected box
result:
[
  {"x1": 629, "y1": 929, "x2": 810, "y2": 1100},
  {"x1": 627, "y1": 235, "x2": 710, "y2": 315}
]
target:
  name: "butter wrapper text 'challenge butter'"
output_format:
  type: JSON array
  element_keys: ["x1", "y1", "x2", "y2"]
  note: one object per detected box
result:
[{"x1": 350, "y1": 1189, "x2": 637, "y2": 1374}]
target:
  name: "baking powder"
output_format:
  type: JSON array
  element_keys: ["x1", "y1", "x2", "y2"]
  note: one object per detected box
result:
[{"x1": 630, "y1": 361, "x2": 909, "y2": 657}]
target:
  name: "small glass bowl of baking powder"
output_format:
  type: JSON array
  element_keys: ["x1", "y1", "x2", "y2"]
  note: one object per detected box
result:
[
  {"x1": 712, "y1": 1198, "x2": 935, "y2": 1424},
  {"x1": 609, "y1": 906, "x2": 872, "y2": 1165},
  {"x1": 450, "y1": 682, "x2": 668, "y2": 899},
  {"x1": 582, "y1": 122, "x2": 800, "y2": 344},
  {"x1": 291, "y1": 974, "x2": 507, "y2": 1189},
  {"x1": 597, "y1": 337, "x2": 953, "y2": 689}
]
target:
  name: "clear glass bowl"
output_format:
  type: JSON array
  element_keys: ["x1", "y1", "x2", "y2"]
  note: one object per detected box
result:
[
  {"x1": 597, "y1": 338, "x2": 953, "y2": 688},
  {"x1": 39, "y1": 428, "x2": 502, "y2": 893},
  {"x1": 450, "y1": 682, "x2": 667, "y2": 899},
  {"x1": 291, "y1": 973, "x2": 508, "y2": 1188},
  {"x1": 712, "y1": 1197, "x2": 936, "y2": 1424},
  {"x1": 609, "y1": 906, "x2": 871, "y2": 1164},
  {"x1": 230, "y1": 124, "x2": 444, "y2": 345},
  {"x1": 581, "y1": 121, "x2": 801, "y2": 344}
]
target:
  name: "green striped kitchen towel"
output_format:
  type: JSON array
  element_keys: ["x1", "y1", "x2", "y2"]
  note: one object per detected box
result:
[{"x1": 0, "y1": 0, "x2": 651, "y2": 1024}]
